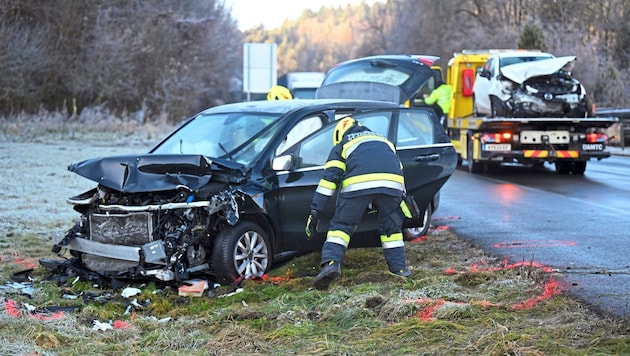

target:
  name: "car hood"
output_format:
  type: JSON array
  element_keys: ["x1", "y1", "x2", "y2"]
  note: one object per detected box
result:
[
  {"x1": 500, "y1": 56, "x2": 577, "y2": 84},
  {"x1": 316, "y1": 82, "x2": 403, "y2": 103},
  {"x1": 68, "y1": 154, "x2": 246, "y2": 193}
]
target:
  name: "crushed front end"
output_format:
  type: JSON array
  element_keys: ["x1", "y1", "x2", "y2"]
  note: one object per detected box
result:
[{"x1": 51, "y1": 154, "x2": 247, "y2": 282}]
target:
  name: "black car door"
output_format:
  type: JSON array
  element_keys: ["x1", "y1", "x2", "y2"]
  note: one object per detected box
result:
[
  {"x1": 394, "y1": 108, "x2": 457, "y2": 227},
  {"x1": 272, "y1": 108, "x2": 456, "y2": 252}
]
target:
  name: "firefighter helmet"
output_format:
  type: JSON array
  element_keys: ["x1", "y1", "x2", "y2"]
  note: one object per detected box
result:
[
  {"x1": 333, "y1": 117, "x2": 357, "y2": 145},
  {"x1": 267, "y1": 85, "x2": 293, "y2": 100}
]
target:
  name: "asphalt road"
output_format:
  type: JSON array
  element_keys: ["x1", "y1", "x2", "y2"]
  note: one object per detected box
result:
[{"x1": 435, "y1": 149, "x2": 630, "y2": 322}]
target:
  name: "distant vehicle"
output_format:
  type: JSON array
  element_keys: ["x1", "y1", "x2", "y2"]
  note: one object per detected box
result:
[
  {"x1": 472, "y1": 51, "x2": 591, "y2": 118},
  {"x1": 51, "y1": 99, "x2": 457, "y2": 285},
  {"x1": 278, "y1": 72, "x2": 325, "y2": 99}
]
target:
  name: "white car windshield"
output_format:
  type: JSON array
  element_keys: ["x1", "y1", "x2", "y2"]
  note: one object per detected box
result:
[
  {"x1": 499, "y1": 55, "x2": 554, "y2": 68},
  {"x1": 152, "y1": 112, "x2": 282, "y2": 165}
]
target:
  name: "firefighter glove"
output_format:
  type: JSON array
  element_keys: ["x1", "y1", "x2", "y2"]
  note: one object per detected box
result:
[{"x1": 305, "y1": 209, "x2": 320, "y2": 239}]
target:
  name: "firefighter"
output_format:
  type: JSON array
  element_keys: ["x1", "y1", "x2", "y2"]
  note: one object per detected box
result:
[
  {"x1": 424, "y1": 79, "x2": 452, "y2": 129},
  {"x1": 305, "y1": 117, "x2": 411, "y2": 290},
  {"x1": 267, "y1": 85, "x2": 293, "y2": 100}
]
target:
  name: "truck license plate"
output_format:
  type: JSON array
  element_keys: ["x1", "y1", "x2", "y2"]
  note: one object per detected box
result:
[{"x1": 483, "y1": 144, "x2": 511, "y2": 151}]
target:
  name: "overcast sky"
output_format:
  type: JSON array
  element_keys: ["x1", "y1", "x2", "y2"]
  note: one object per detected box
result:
[{"x1": 227, "y1": 0, "x2": 383, "y2": 31}]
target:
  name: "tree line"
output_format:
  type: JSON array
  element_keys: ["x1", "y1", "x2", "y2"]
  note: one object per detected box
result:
[{"x1": 1, "y1": 0, "x2": 628, "y2": 123}]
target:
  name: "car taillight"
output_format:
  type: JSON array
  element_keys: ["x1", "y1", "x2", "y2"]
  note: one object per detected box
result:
[
  {"x1": 481, "y1": 132, "x2": 512, "y2": 143},
  {"x1": 586, "y1": 132, "x2": 608, "y2": 143}
]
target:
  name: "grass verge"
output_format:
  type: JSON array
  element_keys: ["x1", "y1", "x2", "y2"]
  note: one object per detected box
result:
[{"x1": 1, "y1": 225, "x2": 629, "y2": 355}]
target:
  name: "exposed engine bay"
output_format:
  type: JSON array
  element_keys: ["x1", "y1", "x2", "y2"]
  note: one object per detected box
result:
[
  {"x1": 498, "y1": 56, "x2": 590, "y2": 118},
  {"x1": 49, "y1": 154, "x2": 254, "y2": 284}
]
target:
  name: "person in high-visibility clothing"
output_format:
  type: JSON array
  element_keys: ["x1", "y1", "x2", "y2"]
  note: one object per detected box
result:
[
  {"x1": 424, "y1": 79, "x2": 452, "y2": 129},
  {"x1": 305, "y1": 117, "x2": 411, "y2": 290},
  {"x1": 267, "y1": 85, "x2": 293, "y2": 100}
]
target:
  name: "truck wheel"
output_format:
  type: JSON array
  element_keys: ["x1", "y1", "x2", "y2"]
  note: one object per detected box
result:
[
  {"x1": 211, "y1": 220, "x2": 272, "y2": 285},
  {"x1": 555, "y1": 161, "x2": 570, "y2": 174},
  {"x1": 403, "y1": 204, "x2": 432, "y2": 241},
  {"x1": 571, "y1": 161, "x2": 587, "y2": 175}
]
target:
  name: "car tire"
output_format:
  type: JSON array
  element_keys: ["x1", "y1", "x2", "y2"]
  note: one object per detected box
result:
[
  {"x1": 490, "y1": 96, "x2": 503, "y2": 118},
  {"x1": 211, "y1": 220, "x2": 271, "y2": 285},
  {"x1": 403, "y1": 203, "x2": 432, "y2": 241}
]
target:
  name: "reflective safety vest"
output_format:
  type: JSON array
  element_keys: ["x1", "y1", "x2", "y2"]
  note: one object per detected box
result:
[
  {"x1": 311, "y1": 125, "x2": 405, "y2": 211},
  {"x1": 425, "y1": 84, "x2": 453, "y2": 114}
]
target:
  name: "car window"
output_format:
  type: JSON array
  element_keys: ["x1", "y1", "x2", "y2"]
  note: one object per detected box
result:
[
  {"x1": 397, "y1": 111, "x2": 434, "y2": 147},
  {"x1": 275, "y1": 115, "x2": 324, "y2": 155},
  {"x1": 487, "y1": 57, "x2": 496, "y2": 75},
  {"x1": 296, "y1": 125, "x2": 334, "y2": 168},
  {"x1": 324, "y1": 62, "x2": 413, "y2": 86},
  {"x1": 354, "y1": 113, "x2": 391, "y2": 137},
  {"x1": 294, "y1": 112, "x2": 393, "y2": 169},
  {"x1": 152, "y1": 112, "x2": 281, "y2": 165},
  {"x1": 499, "y1": 55, "x2": 554, "y2": 68}
]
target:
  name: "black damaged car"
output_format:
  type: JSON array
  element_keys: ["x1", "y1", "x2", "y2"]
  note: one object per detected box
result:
[{"x1": 50, "y1": 99, "x2": 457, "y2": 285}]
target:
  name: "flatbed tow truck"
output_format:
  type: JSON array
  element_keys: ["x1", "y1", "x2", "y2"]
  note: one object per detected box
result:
[{"x1": 444, "y1": 50, "x2": 619, "y2": 174}]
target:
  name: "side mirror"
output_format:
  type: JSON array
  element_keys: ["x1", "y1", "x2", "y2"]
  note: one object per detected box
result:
[{"x1": 272, "y1": 155, "x2": 293, "y2": 171}]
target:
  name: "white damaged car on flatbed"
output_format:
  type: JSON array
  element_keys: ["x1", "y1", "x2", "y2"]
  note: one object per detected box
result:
[{"x1": 473, "y1": 51, "x2": 591, "y2": 118}]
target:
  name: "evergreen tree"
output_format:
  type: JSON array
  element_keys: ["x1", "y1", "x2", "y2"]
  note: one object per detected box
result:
[{"x1": 518, "y1": 24, "x2": 547, "y2": 51}]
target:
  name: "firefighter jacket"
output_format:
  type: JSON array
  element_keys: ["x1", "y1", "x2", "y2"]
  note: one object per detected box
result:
[
  {"x1": 311, "y1": 124, "x2": 405, "y2": 212},
  {"x1": 425, "y1": 83, "x2": 453, "y2": 114}
]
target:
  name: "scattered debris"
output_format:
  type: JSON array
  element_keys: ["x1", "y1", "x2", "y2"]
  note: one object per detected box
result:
[
  {"x1": 121, "y1": 287, "x2": 142, "y2": 298},
  {"x1": 178, "y1": 279, "x2": 208, "y2": 297}
]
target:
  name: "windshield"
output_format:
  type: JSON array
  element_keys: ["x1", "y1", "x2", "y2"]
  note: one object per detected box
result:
[
  {"x1": 152, "y1": 112, "x2": 282, "y2": 165},
  {"x1": 499, "y1": 55, "x2": 554, "y2": 68}
]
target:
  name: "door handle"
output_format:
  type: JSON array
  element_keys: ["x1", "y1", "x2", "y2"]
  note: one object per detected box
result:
[{"x1": 414, "y1": 153, "x2": 439, "y2": 162}]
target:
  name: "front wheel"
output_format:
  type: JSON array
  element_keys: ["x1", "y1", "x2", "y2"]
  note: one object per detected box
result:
[
  {"x1": 211, "y1": 220, "x2": 272, "y2": 285},
  {"x1": 403, "y1": 204, "x2": 432, "y2": 241}
]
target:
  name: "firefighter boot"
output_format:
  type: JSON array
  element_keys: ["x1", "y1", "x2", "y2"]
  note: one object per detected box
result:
[
  {"x1": 314, "y1": 241, "x2": 346, "y2": 290},
  {"x1": 313, "y1": 260, "x2": 341, "y2": 290},
  {"x1": 383, "y1": 246, "x2": 411, "y2": 278}
]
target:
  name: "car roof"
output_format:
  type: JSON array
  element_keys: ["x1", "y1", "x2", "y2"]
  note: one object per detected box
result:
[
  {"x1": 198, "y1": 99, "x2": 401, "y2": 115},
  {"x1": 493, "y1": 51, "x2": 554, "y2": 59},
  {"x1": 333, "y1": 54, "x2": 439, "y2": 68}
]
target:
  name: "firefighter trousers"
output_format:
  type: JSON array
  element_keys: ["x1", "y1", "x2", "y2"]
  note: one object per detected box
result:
[{"x1": 320, "y1": 193, "x2": 407, "y2": 272}]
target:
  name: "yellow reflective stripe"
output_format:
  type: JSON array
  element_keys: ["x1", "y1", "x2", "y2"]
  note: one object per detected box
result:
[
  {"x1": 381, "y1": 233, "x2": 404, "y2": 249},
  {"x1": 318, "y1": 179, "x2": 336, "y2": 190},
  {"x1": 342, "y1": 173, "x2": 404, "y2": 187},
  {"x1": 342, "y1": 135, "x2": 394, "y2": 158},
  {"x1": 316, "y1": 179, "x2": 337, "y2": 196},
  {"x1": 400, "y1": 200, "x2": 412, "y2": 218},
  {"x1": 327, "y1": 230, "x2": 350, "y2": 247},
  {"x1": 325, "y1": 160, "x2": 346, "y2": 171},
  {"x1": 381, "y1": 232, "x2": 403, "y2": 243}
]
